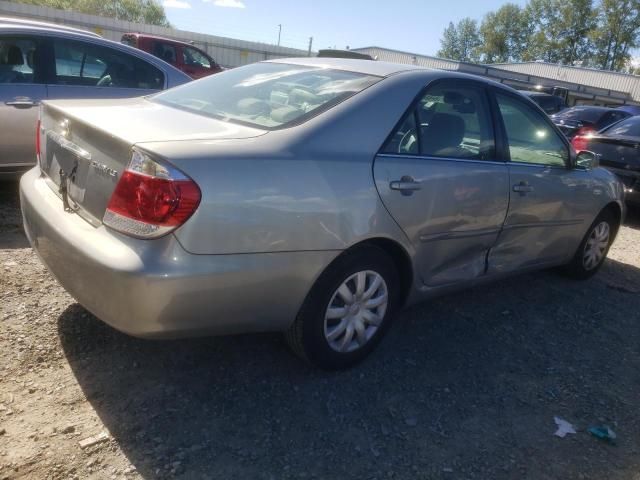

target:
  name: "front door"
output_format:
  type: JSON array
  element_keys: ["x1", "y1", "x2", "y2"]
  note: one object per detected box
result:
[
  {"x1": 488, "y1": 91, "x2": 593, "y2": 274},
  {"x1": 374, "y1": 81, "x2": 509, "y2": 287},
  {"x1": 0, "y1": 35, "x2": 46, "y2": 173}
]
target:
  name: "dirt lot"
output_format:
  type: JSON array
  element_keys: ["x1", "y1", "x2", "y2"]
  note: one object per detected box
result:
[{"x1": 1, "y1": 180, "x2": 640, "y2": 480}]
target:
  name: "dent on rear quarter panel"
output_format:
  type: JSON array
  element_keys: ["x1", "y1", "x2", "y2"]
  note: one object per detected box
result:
[{"x1": 139, "y1": 70, "x2": 431, "y2": 255}]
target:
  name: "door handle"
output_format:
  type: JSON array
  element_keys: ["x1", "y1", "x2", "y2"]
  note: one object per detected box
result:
[
  {"x1": 6, "y1": 100, "x2": 39, "y2": 109},
  {"x1": 512, "y1": 182, "x2": 534, "y2": 194},
  {"x1": 390, "y1": 176, "x2": 421, "y2": 196}
]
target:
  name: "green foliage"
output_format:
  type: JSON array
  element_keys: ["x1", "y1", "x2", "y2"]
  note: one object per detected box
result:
[
  {"x1": 591, "y1": 0, "x2": 640, "y2": 70},
  {"x1": 478, "y1": 3, "x2": 530, "y2": 63},
  {"x1": 437, "y1": 18, "x2": 481, "y2": 62},
  {"x1": 12, "y1": 0, "x2": 171, "y2": 27},
  {"x1": 439, "y1": 0, "x2": 640, "y2": 72}
]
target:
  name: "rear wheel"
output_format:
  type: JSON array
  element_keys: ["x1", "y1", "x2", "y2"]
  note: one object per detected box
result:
[
  {"x1": 286, "y1": 245, "x2": 400, "y2": 370},
  {"x1": 563, "y1": 209, "x2": 617, "y2": 279}
]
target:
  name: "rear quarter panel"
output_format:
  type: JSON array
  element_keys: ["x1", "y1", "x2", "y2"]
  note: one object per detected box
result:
[{"x1": 139, "y1": 71, "x2": 435, "y2": 256}]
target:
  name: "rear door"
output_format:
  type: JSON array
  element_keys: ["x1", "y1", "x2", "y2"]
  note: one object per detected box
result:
[
  {"x1": 374, "y1": 80, "x2": 509, "y2": 287},
  {"x1": 0, "y1": 34, "x2": 47, "y2": 172},
  {"x1": 488, "y1": 91, "x2": 593, "y2": 273},
  {"x1": 47, "y1": 38, "x2": 165, "y2": 102}
]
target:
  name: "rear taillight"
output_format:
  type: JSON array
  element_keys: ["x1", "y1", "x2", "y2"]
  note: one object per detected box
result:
[
  {"x1": 35, "y1": 119, "x2": 41, "y2": 163},
  {"x1": 103, "y1": 149, "x2": 201, "y2": 239},
  {"x1": 571, "y1": 133, "x2": 593, "y2": 152}
]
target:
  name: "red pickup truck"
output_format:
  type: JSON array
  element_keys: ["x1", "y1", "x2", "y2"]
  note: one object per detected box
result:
[{"x1": 121, "y1": 33, "x2": 222, "y2": 79}]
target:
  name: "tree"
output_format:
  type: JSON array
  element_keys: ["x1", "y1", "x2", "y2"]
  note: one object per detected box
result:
[
  {"x1": 523, "y1": 0, "x2": 596, "y2": 65},
  {"x1": 12, "y1": 0, "x2": 171, "y2": 26},
  {"x1": 437, "y1": 21, "x2": 460, "y2": 60},
  {"x1": 456, "y1": 18, "x2": 481, "y2": 62},
  {"x1": 591, "y1": 0, "x2": 640, "y2": 70},
  {"x1": 437, "y1": 18, "x2": 481, "y2": 62},
  {"x1": 479, "y1": 3, "x2": 529, "y2": 63}
]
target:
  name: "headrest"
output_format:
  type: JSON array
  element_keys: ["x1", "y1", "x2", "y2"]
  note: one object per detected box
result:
[{"x1": 421, "y1": 113, "x2": 465, "y2": 156}]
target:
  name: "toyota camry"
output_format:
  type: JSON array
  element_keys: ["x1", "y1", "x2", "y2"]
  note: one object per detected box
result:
[{"x1": 20, "y1": 58, "x2": 626, "y2": 369}]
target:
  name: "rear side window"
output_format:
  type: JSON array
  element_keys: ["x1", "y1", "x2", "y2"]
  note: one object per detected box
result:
[
  {"x1": 0, "y1": 36, "x2": 39, "y2": 84},
  {"x1": 153, "y1": 42, "x2": 177, "y2": 64},
  {"x1": 53, "y1": 39, "x2": 164, "y2": 89},
  {"x1": 496, "y1": 93, "x2": 568, "y2": 167},
  {"x1": 382, "y1": 83, "x2": 495, "y2": 160}
]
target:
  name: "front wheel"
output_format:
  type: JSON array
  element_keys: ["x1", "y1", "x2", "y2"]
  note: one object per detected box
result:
[
  {"x1": 285, "y1": 245, "x2": 400, "y2": 370},
  {"x1": 563, "y1": 210, "x2": 617, "y2": 279}
]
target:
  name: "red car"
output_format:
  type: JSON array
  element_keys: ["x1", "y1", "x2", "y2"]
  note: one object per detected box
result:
[{"x1": 121, "y1": 33, "x2": 222, "y2": 79}]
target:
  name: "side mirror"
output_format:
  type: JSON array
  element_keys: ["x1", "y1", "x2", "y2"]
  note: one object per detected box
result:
[{"x1": 575, "y1": 150, "x2": 599, "y2": 170}]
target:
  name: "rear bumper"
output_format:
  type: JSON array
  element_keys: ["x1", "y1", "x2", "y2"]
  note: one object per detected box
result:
[{"x1": 20, "y1": 168, "x2": 338, "y2": 338}]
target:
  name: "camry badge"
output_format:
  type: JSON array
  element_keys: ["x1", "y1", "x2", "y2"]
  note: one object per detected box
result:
[{"x1": 91, "y1": 161, "x2": 118, "y2": 179}]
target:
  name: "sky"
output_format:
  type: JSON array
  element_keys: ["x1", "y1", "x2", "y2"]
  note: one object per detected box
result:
[{"x1": 162, "y1": 0, "x2": 528, "y2": 55}]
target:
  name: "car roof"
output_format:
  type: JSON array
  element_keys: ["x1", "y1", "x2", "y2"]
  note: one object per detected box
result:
[
  {"x1": 123, "y1": 32, "x2": 200, "y2": 48},
  {"x1": 521, "y1": 91, "x2": 555, "y2": 97},
  {"x1": 0, "y1": 16, "x2": 101, "y2": 38}
]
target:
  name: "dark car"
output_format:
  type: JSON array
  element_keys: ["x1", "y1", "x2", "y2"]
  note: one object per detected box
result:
[
  {"x1": 121, "y1": 33, "x2": 223, "y2": 79},
  {"x1": 617, "y1": 105, "x2": 640, "y2": 116},
  {"x1": 572, "y1": 115, "x2": 640, "y2": 206},
  {"x1": 552, "y1": 106, "x2": 631, "y2": 138},
  {"x1": 522, "y1": 91, "x2": 566, "y2": 115}
]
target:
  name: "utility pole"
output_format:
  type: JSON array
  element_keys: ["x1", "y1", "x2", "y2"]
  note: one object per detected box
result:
[
  {"x1": 277, "y1": 24, "x2": 282, "y2": 46},
  {"x1": 308, "y1": 37, "x2": 313, "y2": 57}
]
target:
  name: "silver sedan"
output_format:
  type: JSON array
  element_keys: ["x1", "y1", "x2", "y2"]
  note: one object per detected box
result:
[{"x1": 20, "y1": 58, "x2": 625, "y2": 369}]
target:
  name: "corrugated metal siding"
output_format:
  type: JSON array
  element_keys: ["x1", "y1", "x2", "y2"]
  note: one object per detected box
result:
[
  {"x1": 488, "y1": 62, "x2": 640, "y2": 103},
  {"x1": 353, "y1": 47, "x2": 640, "y2": 104},
  {"x1": 0, "y1": 0, "x2": 310, "y2": 67}
]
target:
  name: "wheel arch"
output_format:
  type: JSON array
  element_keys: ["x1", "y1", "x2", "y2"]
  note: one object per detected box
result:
[
  {"x1": 602, "y1": 201, "x2": 623, "y2": 240},
  {"x1": 344, "y1": 237, "x2": 414, "y2": 307}
]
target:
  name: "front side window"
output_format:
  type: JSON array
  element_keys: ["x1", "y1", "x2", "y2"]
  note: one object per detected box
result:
[
  {"x1": 183, "y1": 46, "x2": 211, "y2": 69},
  {"x1": 496, "y1": 93, "x2": 568, "y2": 167},
  {"x1": 0, "y1": 37, "x2": 38, "y2": 84},
  {"x1": 153, "y1": 62, "x2": 380, "y2": 129},
  {"x1": 53, "y1": 39, "x2": 164, "y2": 89},
  {"x1": 382, "y1": 83, "x2": 495, "y2": 160}
]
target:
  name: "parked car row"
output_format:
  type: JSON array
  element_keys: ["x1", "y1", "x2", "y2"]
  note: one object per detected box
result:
[
  {"x1": 121, "y1": 33, "x2": 223, "y2": 79},
  {"x1": 0, "y1": 18, "x2": 191, "y2": 178},
  {"x1": 519, "y1": 91, "x2": 639, "y2": 207}
]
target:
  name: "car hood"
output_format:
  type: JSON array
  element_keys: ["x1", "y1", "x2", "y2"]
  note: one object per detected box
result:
[{"x1": 42, "y1": 96, "x2": 268, "y2": 144}]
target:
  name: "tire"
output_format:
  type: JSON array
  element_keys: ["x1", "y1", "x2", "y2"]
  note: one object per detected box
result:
[
  {"x1": 563, "y1": 209, "x2": 617, "y2": 280},
  {"x1": 285, "y1": 245, "x2": 400, "y2": 370}
]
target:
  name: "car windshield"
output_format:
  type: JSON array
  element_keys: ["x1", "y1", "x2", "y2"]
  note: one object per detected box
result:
[
  {"x1": 602, "y1": 116, "x2": 640, "y2": 137},
  {"x1": 152, "y1": 62, "x2": 380, "y2": 129},
  {"x1": 554, "y1": 107, "x2": 604, "y2": 123}
]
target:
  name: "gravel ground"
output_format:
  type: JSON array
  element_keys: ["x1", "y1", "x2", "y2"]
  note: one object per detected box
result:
[{"x1": 1, "y1": 180, "x2": 640, "y2": 480}]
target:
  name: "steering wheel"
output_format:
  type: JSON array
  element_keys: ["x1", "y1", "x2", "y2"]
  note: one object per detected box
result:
[
  {"x1": 398, "y1": 128, "x2": 418, "y2": 154},
  {"x1": 96, "y1": 74, "x2": 112, "y2": 87}
]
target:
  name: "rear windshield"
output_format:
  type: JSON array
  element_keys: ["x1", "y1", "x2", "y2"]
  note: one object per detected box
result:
[
  {"x1": 152, "y1": 62, "x2": 380, "y2": 129},
  {"x1": 602, "y1": 116, "x2": 640, "y2": 137},
  {"x1": 554, "y1": 107, "x2": 604, "y2": 123}
]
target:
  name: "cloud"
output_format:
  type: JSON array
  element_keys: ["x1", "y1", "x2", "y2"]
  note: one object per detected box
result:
[
  {"x1": 211, "y1": 0, "x2": 246, "y2": 8},
  {"x1": 163, "y1": 0, "x2": 191, "y2": 8}
]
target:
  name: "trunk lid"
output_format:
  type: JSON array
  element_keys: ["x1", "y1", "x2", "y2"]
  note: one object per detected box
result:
[{"x1": 39, "y1": 97, "x2": 266, "y2": 226}]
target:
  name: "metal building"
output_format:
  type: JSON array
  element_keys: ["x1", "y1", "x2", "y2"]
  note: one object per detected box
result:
[
  {"x1": 0, "y1": 0, "x2": 310, "y2": 67},
  {"x1": 352, "y1": 46, "x2": 640, "y2": 106}
]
